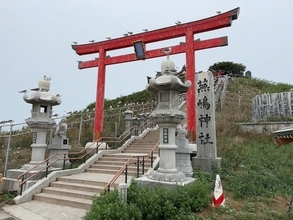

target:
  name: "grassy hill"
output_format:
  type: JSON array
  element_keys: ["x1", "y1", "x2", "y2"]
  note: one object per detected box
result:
[
  {"x1": 1, "y1": 77, "x2": 293, "y2": 219},
  {"x1": 203, "y1": 77, "x2": 293, "y2": 219}
]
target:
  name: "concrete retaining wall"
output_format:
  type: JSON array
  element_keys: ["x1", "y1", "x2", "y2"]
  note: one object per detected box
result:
[{"x1": 239, "y1": 121, "x2": 293, "y2": 133}]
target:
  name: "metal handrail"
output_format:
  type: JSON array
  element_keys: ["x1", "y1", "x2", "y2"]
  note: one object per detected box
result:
[
  {"x1": 104, "y1": 156, "x2": 134, "y2": 192},
  {"x1": 17, "y1": 138, "x2": 103, "y2": 195},
  {"x1": 104, "y1": 140, "x2": 159, "y2": 192},
  {"x1": 17, "y1": 153, "x2": 61, "y2": 181},
  {"x1": 102, "y1": 119, "x2": 155, "y2": 148},
  {"x1": 17, "y1": 123, "x2": 150, "y2": 194},
  {"x1": 140, "y1": 119, "x2": 154, "y2": 131},
  {"x1": 144, "y1": 141, "x2": 160, "y2": 162},
  {"x1": 101, "y1": 126, "x2": 135, "y2": 149},
  {"x1": 102, "y1": 119, "x2": 151, "y2": 142},
  {"x1": 67, "y1": 140, "x2": 102, "y2": 162},
  {"x1": 102, "y1": 126, "x2": 135, "y2": 142},
  {"x1": 19, "y1": 158, "x2": 59, "y2": 195},
  {"x1": 17, "y1": 119, "x2": 156, "y2": 195}
]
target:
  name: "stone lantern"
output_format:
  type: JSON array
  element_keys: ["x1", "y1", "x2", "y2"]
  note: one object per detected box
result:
[
  {"x1": 3, "y1": 77, "x2": 61, "y2": 193},
  {"x1": 139, "y1": 113, "x2": 145, "y2": 126},
  {"x1": 2, "y1": 77, "x2": 62, "y2": 193},
  {"x1": 131, "y1": 116, "x2": 139, "y2": 136},
  {"x1": 124, "y1": 109, "x2": 133, "y2": 131},
  {"x1": 145, "y1": 55, "x2": 192, "y2": 182},
  {"x1": 22, "y1": 76, "x2": 61, "y2": 169}
]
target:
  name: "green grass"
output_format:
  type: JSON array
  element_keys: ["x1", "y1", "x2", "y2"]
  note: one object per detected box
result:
[
  {"x1": 0, "y1": 190, "x2": 17, "y2": 205},
  {"x1": 228, "y1": 77, "x2": 293, "y2": 94}
]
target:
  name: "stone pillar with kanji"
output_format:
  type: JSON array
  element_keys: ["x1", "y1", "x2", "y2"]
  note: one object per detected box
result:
[{"x1": 192, "y1": 72, "x2": 221, "y2": 172}]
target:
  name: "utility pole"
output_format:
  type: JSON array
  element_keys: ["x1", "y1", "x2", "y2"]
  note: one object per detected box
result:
[
  {"x1": 4, "y1": 120, "x2": 14, "y2": 177},
  {"x1": 78, "y1": 113, "x2": 83, "y2": 146}
]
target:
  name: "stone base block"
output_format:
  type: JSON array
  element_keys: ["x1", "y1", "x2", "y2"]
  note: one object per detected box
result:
[
  {"x1": 85, "y1": 142, "x2": 109, "y2": 150},
  {"x1": 48, "y1": 135, "x2": 71, "y2": 150},
  {"x1": 48, "y1": 150, "x2": 71, "y2": 169},
  {"x1": 3, "y1": 166, "x2": 60, "y2": 194},
  {"x1": 148, "y1": 170, "x2": 186, "y2": 182},
  {"x1": 175, "y1": 137, "x2": 189, "y2": 148},
  {"x1": 136, "y1": 175, "x2": 195, "y2": 189},
  {"x1": 176, "y1": 147, "x2": 192, "y2": 154},
  {"x1": 192, "y1": 157, "x2": 221, "y2": 172},
  {"x1": 189, "y1": 144, "x2": 197, "y2": 152},
  {"x1": 6, "y1": 166, "x2": 60, "y2": 181},
  {"x1": 176, "y1": 153, "x2": 193, "y2": 177},
  {"x1": 1, "y1": 177, "x2": 36, "y2": 194}
]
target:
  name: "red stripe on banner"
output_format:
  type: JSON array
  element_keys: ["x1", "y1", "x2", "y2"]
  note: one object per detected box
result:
[{"x1": 213, "y1": 193, "x2": 225, "y2": 206}]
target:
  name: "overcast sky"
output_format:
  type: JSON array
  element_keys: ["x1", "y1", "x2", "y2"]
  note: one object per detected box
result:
[{"x1": 1, "y1": 1, "x2": 293, "y2": 129}]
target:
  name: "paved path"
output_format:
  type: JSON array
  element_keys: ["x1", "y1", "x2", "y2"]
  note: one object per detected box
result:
[{"x1": 1, "y1": 200, "x2": 87, "y2": 220}]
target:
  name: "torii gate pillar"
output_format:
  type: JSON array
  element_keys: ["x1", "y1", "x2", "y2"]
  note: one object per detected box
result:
[
  {"x1": 72, "y1": 8, "x2": 240, "y2": 142},
  {"x1": 185, "y1": 30, "x2": 196, "y2": 141}
]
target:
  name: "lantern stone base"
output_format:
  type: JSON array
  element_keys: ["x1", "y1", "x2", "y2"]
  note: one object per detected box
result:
[
  {"x1": 175, "y1": 139, "x2": 193, "y2": 177},
  {"x1": 192, "y1": 157, "x2": 221, "y2": 172},
  {"x1": 148, "y1": 170, "x2": 187, "y2": 182},
  {"x1": 175, "y1": 150, "x2": 193, "y2": 177},
  {"x1": 136, "y1": 175, "x2": 195, "y2": 189}
]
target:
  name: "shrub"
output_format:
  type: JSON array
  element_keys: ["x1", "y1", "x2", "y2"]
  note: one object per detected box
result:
[
  {"x1": 128, "y1": 179, "x2": 210, "y2": 219},
  {"x1": 85, "y1": 179, "x2": 210, "y2": 220},
  {"x1": 84, "y1": 190, "x2": 142, "y2": 220}
]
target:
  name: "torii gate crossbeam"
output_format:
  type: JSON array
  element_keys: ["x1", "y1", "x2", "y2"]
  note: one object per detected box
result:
[{"x1": 72, "y1": 7, "x2": 240, "y2": 142}]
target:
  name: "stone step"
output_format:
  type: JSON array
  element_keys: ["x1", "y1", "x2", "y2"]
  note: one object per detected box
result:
[
  {"x1": 122, "y1": 147, "x2": 153, "y2": 150},
  {"x1": 93, "y1": 160, "x2": 128, "y2": 166},
  {"x1": 126, "y1": 148, "x2": 157, "y2": 152},
  {"x1": 85, "y1": 168, "x2": 137, "y2": 176},
  {"x1": 93, "y1": 160, "x2": 154, "y2": 167},
  {"x1": 96, "y1": 156, "x2": 155, "y2": 165},
  {"x1": 33, "y1": 193, "x2": 92, "y2": 210},
  {"x1": 127, "y1": 143, "x2": 158, "y2": 146},
  {"x1": 126, "y1": 145, "x2": 156, "y2": 148},
  {"x1": 127, "y1": 146, "x2": 157, "y2": 150},
  {"x1": 42, "y1": 187, "x2": 97, "y2": 200},
  {"x1": 94, "y1": 159, "x2": 153, "y2": 165},
  {"x1": 134, "y1": 141, "x2": 156, "y2": 146},
  {"x1": 85, "y1": 168, "x2": 120, "y2": 175},
  {"x1": 137, "y1": 138, "x2": 159, "y2": 140},
  {"x1": 99, "y1": 155, "x2": 153, "y2": 161},
  {"x1": 98, "y1": 157, "x2": 131, "y2": 162},
  {"x1": 122, "y1": 149, "x2": 156, "y2": 153},
  {"x1": 132, "y1": 140, "x2": 158, "y2": 144},
  {"x1": 56, "y1": 176, "x2": 110, "y2": 187},
  {"x1": 95, "y1": 158, "x2": 127, "y2": 164},
  {"x1": 133, "y1": 137, "x2": 158, "y2": 140},
  {"x1": 90, "y1": 164, "x2": 151, "y2": 172},
  {"x1": 102, "y1": 154, "x2": 132, "y2": 158},
  {"x1": 31, "y1": 129, "x2": 161, "y2": 211},
  {"x1": 50, "y1": 181, "x2": 104, "y2": 193}
]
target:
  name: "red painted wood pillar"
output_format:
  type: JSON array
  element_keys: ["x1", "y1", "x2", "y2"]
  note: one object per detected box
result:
[
  {"x1": 94, "y1": 48, "x2": 106, "y2": 141},
  {"x1": 185, "y1": 29, "x2": 196, "y2": 143}
]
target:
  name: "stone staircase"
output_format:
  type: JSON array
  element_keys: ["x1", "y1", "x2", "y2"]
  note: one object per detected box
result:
[{"x1": 33, "y1": 129, "x2": 159, "y2": 210}]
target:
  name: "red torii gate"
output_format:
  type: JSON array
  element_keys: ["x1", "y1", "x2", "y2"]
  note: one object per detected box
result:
[{"x1": 72, "y1": 7, "x2": 240, "y2": 142}]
